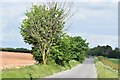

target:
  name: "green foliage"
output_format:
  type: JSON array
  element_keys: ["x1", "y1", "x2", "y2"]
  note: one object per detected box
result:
[
  {"x1": 108, "y1": 47, "x2": 120, "y2": 58},
  {"x1": 50, "y1": 35, "x2": 72, "y2": 67},
  {"x1": 87, "y1": 45, "x2": 120, "y2": 59},
  {"x1": 70, "y1": 36, "x2": 89, "y2": 62},
  {"x1": 20, "y1": 2, "x2": 89, "y2": 65},
  {"x1": 0, "y1": 47, "x2": 31, "y2": 53},
  {"x1": 31, "y1": 47, "x2": 42, "y2": 63},
  {"x1": 50, "y1": 35, "x2": 89, "y2": 67},
  {"x1": 20, "y1": 3, "x2": 68, "y2": 64}
]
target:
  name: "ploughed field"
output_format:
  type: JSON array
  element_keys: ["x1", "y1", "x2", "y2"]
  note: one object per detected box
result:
[{"x1": 0, "y1": 51, "x2": 36, "y2": 69}]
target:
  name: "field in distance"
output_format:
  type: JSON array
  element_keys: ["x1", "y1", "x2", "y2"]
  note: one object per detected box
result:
[{"x1": 0, "y1": 51, "x2": 36, "y2": 69}]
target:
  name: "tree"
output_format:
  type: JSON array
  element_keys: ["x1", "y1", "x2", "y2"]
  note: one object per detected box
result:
[
  {"x1": 108, "y1": 47, "x2": 120, "y2": 58},
  {"x1": 87, "y1": 45, "x2": 120, "y2": 59},
  {"x1": 20, "y1": 3, "x2": 70, "y2": 64},
  {"x1": 70, "y1": 36, "x2": 89, "y2": 62},
  {"x1": 50, "y1": 35, "x2": 73, "y2": 67},
  {"x1": 50, "y1": 35, "x2": 89, "y2": 67}
]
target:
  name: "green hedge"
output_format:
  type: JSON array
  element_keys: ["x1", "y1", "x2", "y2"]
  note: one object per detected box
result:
[{"x1": 0, "y1": 47, "x2": 31, "y2": 53}]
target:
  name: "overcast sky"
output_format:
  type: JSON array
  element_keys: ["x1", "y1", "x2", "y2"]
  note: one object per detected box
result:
[{"x1": 0, "y1": 0, "x2": 119, "y2": 49}]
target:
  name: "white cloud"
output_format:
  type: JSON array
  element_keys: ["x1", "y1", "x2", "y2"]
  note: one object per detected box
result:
[
  {"x1": 73, "y1": 8, "x2": 106, "y2": 21},
  {"x1": 72, "y1": 2, "x2": 117, "y2": 21},
  {"x1": 87, "y1": 34, "x2": 118, "y2": 48},
  {"x1": 67, "y1": 32, "x2": 118, "y2": 48}
]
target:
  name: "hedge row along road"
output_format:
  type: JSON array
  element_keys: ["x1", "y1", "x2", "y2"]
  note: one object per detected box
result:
[{"x1": 46, "y1": 57, "x2": 97, "y2": 78}]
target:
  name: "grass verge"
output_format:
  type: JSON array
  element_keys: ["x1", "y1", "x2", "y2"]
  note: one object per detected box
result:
[
  {"x1": 94, "y1": 57, "x2": 118, "y2": 78},
  {"x1": 2, "y1": 60, "x2": 80, "y2": 78},
  {"x1": 97, "y1": 56, "x2": 118, "y2": 71}
]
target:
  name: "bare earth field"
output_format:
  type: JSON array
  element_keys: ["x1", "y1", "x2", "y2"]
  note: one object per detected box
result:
[{"x1": 0, "y1": 51, "x2": 36, "y2": 69}]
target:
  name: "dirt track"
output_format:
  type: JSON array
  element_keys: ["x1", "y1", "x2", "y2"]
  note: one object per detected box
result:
[{"x1": 0, "y1": 51, "x2": 36, "y2": 69}]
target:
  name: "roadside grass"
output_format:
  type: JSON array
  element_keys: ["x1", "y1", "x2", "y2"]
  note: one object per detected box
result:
[
  {"x1": 94, "y1": 57, "x2": 118, "y2": 78},
  {"x1": 2, "y1": 60, "x2": 80, "y2": 78},
  {"x1": 97, "y1": 56, "x2": 118, "y2": 71},
  {"x1": 0, "y1": 72, "x2": 2, "y2": 79}
]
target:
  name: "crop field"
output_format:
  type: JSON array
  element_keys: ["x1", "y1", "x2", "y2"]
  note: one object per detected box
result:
[
  {"x1": 108, "y1": 58, "x2": 119, "y2": 64},
  {"x1": 0, "y1": 51, "x2": 36, "y2": 69}
]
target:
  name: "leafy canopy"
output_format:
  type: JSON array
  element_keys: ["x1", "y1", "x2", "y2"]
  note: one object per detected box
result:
[{"x1": 20, "y1": 3, "x2": 68, "y2": 64}]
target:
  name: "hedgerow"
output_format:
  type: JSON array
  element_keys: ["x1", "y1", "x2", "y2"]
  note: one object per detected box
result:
[{"x1": 0, "y1": 48, "x2": 31, "y2": 53}]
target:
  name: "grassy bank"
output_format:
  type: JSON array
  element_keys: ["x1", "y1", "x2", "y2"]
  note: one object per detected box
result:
[
  {"x1": 94, "y1": 57, "x2": 118, "y2": 78},
  {"x1": 97, "y1": 56, "x2": 118, "y2": 70},
  {"x1": 2, "y1": 60, "x2": 80, "y2": 78}
]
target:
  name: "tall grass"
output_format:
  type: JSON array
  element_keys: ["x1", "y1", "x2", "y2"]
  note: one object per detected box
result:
[
  {"x1": 2, "y1": 60, "x2": 80, "y2": 78},
  {"x1": 94, "y1": 57, "x2": 118, "y2": 78},
  {"x1": 98, "y1": 56, "x2": 118, "y2": 70}
]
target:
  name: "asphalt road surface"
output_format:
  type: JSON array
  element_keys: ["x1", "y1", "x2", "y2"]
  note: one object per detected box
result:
[{"x1": 46, "y1": 57, "x2": 97, "y2": 78}]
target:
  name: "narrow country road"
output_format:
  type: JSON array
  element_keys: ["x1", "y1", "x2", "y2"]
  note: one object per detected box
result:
[{"x1": 46, "y1": 57, "x2": 97, "y2": 78}]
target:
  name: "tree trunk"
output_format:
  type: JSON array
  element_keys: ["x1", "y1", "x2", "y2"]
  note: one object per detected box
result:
[
  {"x1": 41, "y1": 43, "x2": 50, "y2": 65},
  {"x1": 42, "y1": 52, "x2": 47, "y2": 64},
  {"x1": 43, "y1": 58, "x2": 47, "y2": 64}
]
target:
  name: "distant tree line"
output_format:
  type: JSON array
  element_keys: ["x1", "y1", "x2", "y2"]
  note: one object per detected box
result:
[
  {"x1": 87, "y1": 45, "x2": 120, "y2": 58},
  {"x1": 0, "y1": 47, "x2": 31, "y2": 53}
]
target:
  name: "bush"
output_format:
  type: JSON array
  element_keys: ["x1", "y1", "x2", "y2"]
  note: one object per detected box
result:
[
  {"x1": 31, "y1": 47, "x2": 42, "y2": 64},
  {"x1": 49, "y1": 35, "x2": 88, "y2": 66}
]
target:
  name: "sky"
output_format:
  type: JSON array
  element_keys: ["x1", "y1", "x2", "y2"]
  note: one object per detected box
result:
[{"x1": 0, "y1": 0, "x2": 119, "y2": 49}]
